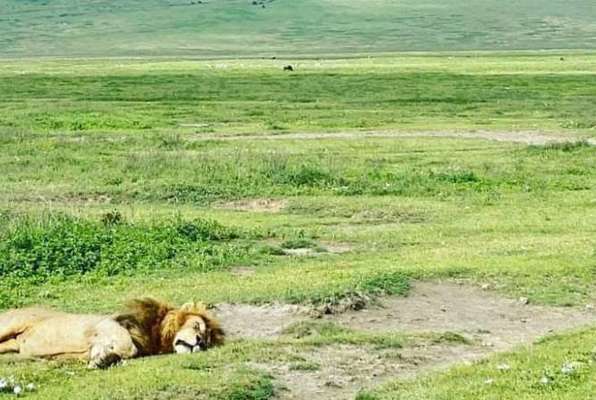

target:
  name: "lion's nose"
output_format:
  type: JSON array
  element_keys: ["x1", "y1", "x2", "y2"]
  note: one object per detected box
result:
[{"x1": 196, "y1": 336, "x2": 206, "y2": 349}]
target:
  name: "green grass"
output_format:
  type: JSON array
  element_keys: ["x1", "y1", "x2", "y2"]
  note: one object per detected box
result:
[
  {"x1": 0, "y1": 321, "x2": 470, "y2": 399},
  {"x1": 1, "y1": 55, "x2": 595, "y2": 136},
  {"x1": 0, "y1": 214, "x2": 249, "y2": 279},
  {"x1": 0, "y1": 343, "x2": 277, "y2": 400},
  {"x1": 360, "y1": 328, "x2": 596, "y2": 400},
  {"x1": 1, "y1": 0, "x2": 595, "y2": 58},
  {"x1": 0, "y1": 214, "x2": 271, "y2": 308},
  {"x1": 1, "y1": 129, "x2": 594, "y2": 310},
  {"x1": 0, "y1": 55, "x2": 595, "y2": 399},
  {"x1": 5, "y1": 138, "x2": 594, "y2": 203},
  {"x1": 0, "y1": 325, "x2": 410, "y2": 400},
  {"x1": 1, "y1": 135, "x2": 594, "y2": 312}
]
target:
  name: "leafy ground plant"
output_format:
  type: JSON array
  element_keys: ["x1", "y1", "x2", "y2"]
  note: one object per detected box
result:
[{"x1": 0, "y1": 213, "x2": 250, "y2": 280}]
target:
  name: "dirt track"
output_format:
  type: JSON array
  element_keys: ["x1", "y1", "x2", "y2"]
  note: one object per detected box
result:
[
  {"x1": 215, "y1": 281, "x2": 596, "y2": 400},
  {"x1": 191, "y1": 130, "x2": 596, "y2": 145}
]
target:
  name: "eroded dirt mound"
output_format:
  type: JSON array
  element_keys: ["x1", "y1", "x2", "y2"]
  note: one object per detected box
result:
[{"x1": 215, "y1": 282, "x2": 596, "y2": 400}]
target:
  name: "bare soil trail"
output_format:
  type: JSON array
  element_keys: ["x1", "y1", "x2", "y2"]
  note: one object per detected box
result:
[
  {"x1": 192, "y1": 131, "x2": 596, "y2": 145},
  {"x1": 215, "y1": 282, "x2": 596, "y2": 400}
]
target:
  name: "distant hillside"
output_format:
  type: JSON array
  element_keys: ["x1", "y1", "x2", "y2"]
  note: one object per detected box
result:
[{"x1": 1, "y1": 0, "x2": 595, "y2": 58}]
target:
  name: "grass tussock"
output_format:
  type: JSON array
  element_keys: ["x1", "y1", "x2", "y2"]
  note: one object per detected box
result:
[
  {"x1": 281, "y1": 321, "x2": 404, "y2": 349},
  {"x1": 528, "y1": 140, "x2": 592, "y2": 153}
]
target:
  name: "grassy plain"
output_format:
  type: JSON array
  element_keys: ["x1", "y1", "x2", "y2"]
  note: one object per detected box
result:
[
  {"x1": 2, "y1": 0, "x2": 596, "y2": 58},
  {"x1": 1, "y1": 134, "x2": 595, "y2": 310},
  {"x1": 0, "y1": 55, "x2": 595, "y2": 398},
  {"x1": 1, "y1": 54, "x2": 596, "y2": 136}
]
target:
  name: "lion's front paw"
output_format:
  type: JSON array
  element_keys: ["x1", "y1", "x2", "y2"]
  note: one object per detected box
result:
[{"x1": 88, "y1": 344, "x2": 122, "y2": 369}]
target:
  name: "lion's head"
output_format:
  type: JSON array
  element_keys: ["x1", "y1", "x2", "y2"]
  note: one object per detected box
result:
[
  {"x1": 163, "y1": 302, "x2": 225, "y2": 354},
  {"x1": 115, "y1": 298, "x2": 225, "y2": 356}
]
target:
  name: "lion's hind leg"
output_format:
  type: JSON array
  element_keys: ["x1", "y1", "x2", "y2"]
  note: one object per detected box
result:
[
  {"x1": 0, "y1": 310, "x2": 29, "y2": 343},
  {"x1": 0, "y1": 312, "x2": 24, "y2": 354},
  {"x1": 0, "y1": 339, "x2": 19, "y2": 354},
  {"x1": 1, "y1": 308, "x2": 65, "y2": 357}
]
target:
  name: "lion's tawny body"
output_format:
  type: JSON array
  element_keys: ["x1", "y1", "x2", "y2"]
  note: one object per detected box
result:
[{"x1": 0, "y1": 298, "x2": 224, "y2": 368}]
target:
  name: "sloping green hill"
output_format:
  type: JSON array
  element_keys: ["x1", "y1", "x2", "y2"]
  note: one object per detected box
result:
[{"x1": 1, "y1": 0, "x2": 596, "y2": 58}]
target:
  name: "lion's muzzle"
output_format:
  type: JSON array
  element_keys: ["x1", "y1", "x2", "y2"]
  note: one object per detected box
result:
[{"x1": 174, "y1": 337, "x2": 207, "y2": 354}]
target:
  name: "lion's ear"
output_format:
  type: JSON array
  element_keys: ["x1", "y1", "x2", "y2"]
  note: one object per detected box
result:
[
  {"x1": 181, "y1": 302, "x2": 208, "y2": 314},
  {"x1": 180, "y1": 302, "x2": 196, "y2": 312}
]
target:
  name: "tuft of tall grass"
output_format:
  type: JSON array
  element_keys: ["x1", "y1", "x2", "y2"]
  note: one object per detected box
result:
[
  {"x1": 131, "y1": 151, "x2": 505, "y2": 204},
  {"x1": 528, "y1": 140, "x2": 592, "y2": 153}
]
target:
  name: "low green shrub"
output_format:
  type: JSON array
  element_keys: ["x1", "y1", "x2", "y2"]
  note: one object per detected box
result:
[{"x1": 0, "y1": 214, "x2": 251, "y2": 282}]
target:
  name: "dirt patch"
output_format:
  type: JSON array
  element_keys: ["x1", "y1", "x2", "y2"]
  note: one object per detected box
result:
[
  {"x1": 215, "y1": 281, "x2": 596, "y2": 400},
  {"x1": 320, "y1": 243, "x2": 353, "y2": 254},
  {"x1": 263, "y1": 343, "x2": 488, "y2": 400},
  {"x1": 216, "y1": 198, "x2": 288, "y2": 213},
  {"x1": 191, "y1": 131, "x2": 596, "y2": 146},
  {"x1": 280, "y1": 243, "x2": 353, "y2": 257},
  {"x1": 282, "y1": 248, "x2": 318, "y2": 257},
  {"x1": 263, "y1": 239, "x2": 353, "y2": 258},
  {"x1": 178, "y1": 123, "x2": 210, "y2": 128},
  {"x1": 215, "y1": 303, "x2": 309, "y2": 339},
  {"x1": 328, "y1": 282, "x2": 596, "y2": 351},
  {"x1": 229, "y1": 266, "x2": 257, "y2": 278},
  {"x1": 350, "y1": 209, "x2": 425, "y2": 225}
]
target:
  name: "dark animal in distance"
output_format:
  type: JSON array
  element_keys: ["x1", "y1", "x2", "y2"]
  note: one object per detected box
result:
[{"x1": 283, "y1": 65, "x2": 294, "y2": 72}]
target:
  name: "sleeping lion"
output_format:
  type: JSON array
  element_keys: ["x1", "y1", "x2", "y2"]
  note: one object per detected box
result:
[{"x1": 0, "y1": 298, "x2": 225, "y2": 368}]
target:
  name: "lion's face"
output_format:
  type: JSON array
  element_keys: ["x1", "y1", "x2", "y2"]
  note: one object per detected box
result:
[{"x1": 173, "y1": 315, "x2": 213, "y2": 354}]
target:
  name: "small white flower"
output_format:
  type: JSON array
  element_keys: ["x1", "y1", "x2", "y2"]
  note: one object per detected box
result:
[
  {"x1": 540, "y1": 376, "x2": 551, "y2": 385},
  {"x1": 484, "y1": 378, "x2": 494, "y2": 385},
  {"x1": 518, "y1": 297, "x2": 529, "y2": 305},
  {"x1": 497, "y1": 363, "x2": 511, "y2": 371},
  {"x1": 561, "y1": 362, "x2": 579, "y2": 375},
  {"x1": 26, "y1": 383, "x2": 36, "y2": 391},
  {"x1": 13, "y1": 385, "x2": 22, "y2": 395},
  {"x1": 0, "y1": 378, "x2": 7, "y2": 390}
]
